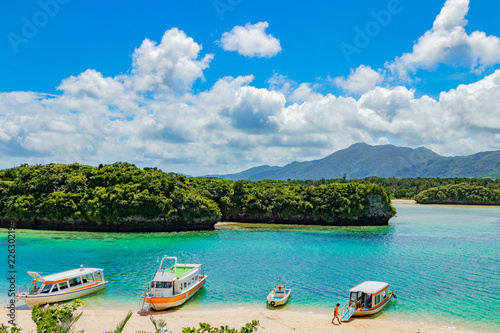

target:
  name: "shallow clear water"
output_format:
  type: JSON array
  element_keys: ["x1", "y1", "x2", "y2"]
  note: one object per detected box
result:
[{"x1": 1, "y1": 204, "x2": 499, "y2": 332}]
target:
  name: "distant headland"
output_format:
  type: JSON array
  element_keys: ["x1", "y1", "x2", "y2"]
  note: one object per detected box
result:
[{"x1": 206, "y1": 143, "x2": 500, "y2": 180}]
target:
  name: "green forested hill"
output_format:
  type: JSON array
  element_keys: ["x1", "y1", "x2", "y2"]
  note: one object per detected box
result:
[
  {"x1": 212, "y1": 143, "x2": 500, "y2": 180},
  {"x1": 415, "y1": 183, "x2": 500, "y2": 204},
  {"x1": 0, "y1": 163, "x2": 396, "y2": 231},
  {"x1": 187, "y1": 178, "x2": 395, "y2": 224},
  {"x1": 0, "y1": 163, "x2": 220, "y2": 231}
]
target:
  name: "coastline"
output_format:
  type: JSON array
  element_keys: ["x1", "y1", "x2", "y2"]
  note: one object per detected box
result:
[
  {"x1": 391, "y1": 199, "x2": 417, "y2": 204},
  {"x1": 1, "y1": 306, "x2": 479, "y2": 333},
  {"x1": 390, "y1": 198, "x2": 500, "y2": 206}
]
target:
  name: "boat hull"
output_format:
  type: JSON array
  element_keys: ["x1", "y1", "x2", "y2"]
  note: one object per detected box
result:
[
  {"x1": 142, "y1": 277, "x2": 206, "y2": 311},
  {"x1": 352, "y1": 291, "x2": 394, "y2": 317},
  {"x1": 267, "y1": 289, "x2": 291, "y2": 306},
  {"x1": 17, "y1": 282, "x2": 108, "y2": 307}
]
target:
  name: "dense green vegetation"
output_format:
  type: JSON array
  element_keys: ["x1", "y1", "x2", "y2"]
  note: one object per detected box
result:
[
  {"x1": 187, "y1": 178, "x2": 395, "y2": 224},
  {"x1": 415, "y1": 183, "x2": 500, "y2": 204},
  {"x1": 30, "y1": 299, "x2": 84, "y2": 333},
  {"x1": 283, "y1": 176, "x2": 500, "y2": 199},
  {"x1": 0, "y1": 163, "x2": 220, "y2": 231},
  {"x1": 0, "y1": 163, "x2": 396, "y2": 230}
]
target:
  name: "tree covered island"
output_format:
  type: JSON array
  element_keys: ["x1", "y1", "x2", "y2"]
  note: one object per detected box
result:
[
  {"x1": 415, "y1": 183, "x2": 500, "y2": 205},
  {"x1": 0, "y1": 163, "x2": 396, "y2": 232}
]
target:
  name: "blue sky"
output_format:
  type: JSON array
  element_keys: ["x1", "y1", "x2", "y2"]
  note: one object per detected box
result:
[{"x1": 1, "y1": 0, "x2": 500, "y2": 175}]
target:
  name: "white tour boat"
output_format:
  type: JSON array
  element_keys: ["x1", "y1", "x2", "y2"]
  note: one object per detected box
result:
[
  {"x1": 342, "y1": 281, "x2": 396, "y2": 321},
  {"x1": 16, "y1": 266, "x2": 108, "y2": 307},
  {"x1": 140, "y1": 255, "x2": 207, "y2": 312},
  {"x1": 267, "y1": 279, "x2": 291, "y2": 307}
]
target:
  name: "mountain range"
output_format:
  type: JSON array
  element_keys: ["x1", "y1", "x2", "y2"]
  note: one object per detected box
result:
[{"x1": 208, "y1": 143, "x2": 500, "y2": 180}]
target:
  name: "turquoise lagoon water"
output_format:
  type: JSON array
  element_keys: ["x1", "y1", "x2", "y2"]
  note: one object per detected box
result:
[{"x1": 1, "y1": 204, "x2": 499, "y2": 332}]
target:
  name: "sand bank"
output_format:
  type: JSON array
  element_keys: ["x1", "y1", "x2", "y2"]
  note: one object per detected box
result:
[
  {"x1": 391, "y1": 199, "x2": 417, "y2": 205},
  {"x1": 1, "y1": 307, "x2": 477, "y2": 333}
]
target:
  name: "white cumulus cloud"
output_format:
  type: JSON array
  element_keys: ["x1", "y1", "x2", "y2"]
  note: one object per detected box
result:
[
  {"x1": 332, "y1": 65, "x2": 385, "y2": 94},
  {"x1": 126, "y1": 28, "x2": 213, "y2": 92},
  {"x1": 219, "y1": 21, "x2": 282, "y2": 58},
  {"x1": 1, "y1": 23, "x2": 500, "y2": 175},
  {"x1": 276, "y1": 70, "x2": 500, "y2": 158},
  {"x1": 385, "y1": 0, "x2": 500, "y2": 81},
  {"x1": 2, "y1": 69, "x2": 500, "y2": 174}
]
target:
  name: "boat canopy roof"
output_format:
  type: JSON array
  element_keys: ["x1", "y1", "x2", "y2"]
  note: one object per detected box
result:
[
  {"x1": 153, "y1": 270, "x2": 176, "y2": 282},
  {"x1": 349, "y1": 281, "x2": 389, "y2": 294},
  {"x1": 30, "y1": 267, "x2": 102, "y2": 283},
  {"x1": 153, "y1": 264, "x2": 201, "y2": 282}
]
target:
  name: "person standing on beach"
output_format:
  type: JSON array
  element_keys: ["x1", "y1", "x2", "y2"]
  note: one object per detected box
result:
[{"x1": 332, "y1": 303, "x2": 341, "y2": 324}]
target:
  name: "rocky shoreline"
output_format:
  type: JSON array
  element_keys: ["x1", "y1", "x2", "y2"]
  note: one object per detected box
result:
[
  {"x1": 0, "y1": 215, "x2": 392, "y2": 232},
  {"x1": 0, "y1": 216, "x2": 217, "y2": 232}
]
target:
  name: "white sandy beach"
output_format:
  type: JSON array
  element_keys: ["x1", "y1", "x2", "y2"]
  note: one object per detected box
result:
[
  {"x1": 1, "y1": 307, "x2": 478, "y2": 333},
  {"x1": 391, "y1": 199, "x2": 417, "y2": 205}
]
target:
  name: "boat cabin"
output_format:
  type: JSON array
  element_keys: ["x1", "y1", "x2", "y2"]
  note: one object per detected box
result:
[
  {"x1": 28, "y1": 267, "x2": 106, "y2": 295},
  {"x1": 272, "y1": 282, "x2": 287, "y2": 299},
  {"x1": 349, "y1": 281, "x2": 389, "y2": 310}
]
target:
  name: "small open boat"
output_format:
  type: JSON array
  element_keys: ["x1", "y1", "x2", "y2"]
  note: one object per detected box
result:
[
  {"x1": 267, "y1": 279, "x2": 291, "y2": 307},
  {"x1": 342, "y1": 281, "x2": 395, "y2": 321},
  {"x1": 16, "y1": 266, "x2": 108, "y2": 307},
  {"x1": 140, "y1": 255, "x2": 207, "y2": 312}
]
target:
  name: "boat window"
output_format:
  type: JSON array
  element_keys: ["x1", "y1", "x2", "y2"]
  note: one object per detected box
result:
[
  {"x1": 184, "y1": 282, "x2": 186, "y2": 288},
  {"x1": 95, "y1": 271, "x2": 103, "y2": 282},
  {"x1": 69, "y1": 277, "x2": 82, "y2": 287},
  {"x1": 375, "y1": 295, "x2": 380, "y2": 304},
  {"x1": 58, "y1": 282, "x2": 69, "y2": 291},
  {"x1": 365, "y1": 294, "x2": 372, "y2": 308},
  {"x1": 155, "y1": 281, "x2": 172, "y2": 288},
  {"x1": 383, "y1": 290, "x2": 387, "y2": 299},
  {"x1": 40, "y1": 284, "x2": 53, "y2": 294},
  {"x1": 82, "y1": 273, "x2": 94, "y2": 283}
]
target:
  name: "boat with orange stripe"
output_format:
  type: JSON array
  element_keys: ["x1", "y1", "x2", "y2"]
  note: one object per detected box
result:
[
  {"x1": 341, "y1": 281, "x2": 396, "y2": 321},
  {"x1": 16, "y1": 265, "x2": 108, "y2": 307},
  {"x1": 140, "y1": 255, "x2": 207, "y2": 312}
]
